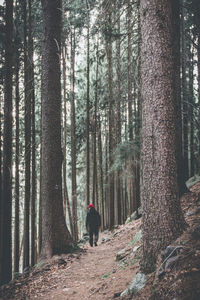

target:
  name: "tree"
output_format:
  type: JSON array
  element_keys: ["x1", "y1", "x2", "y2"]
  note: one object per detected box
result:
[
  {"x1": 1, "y1": 0, "x2": 13, "y2": 285},
  {"x1": 40, "y1": 0, "x2": 73, "y2": 259},
  {"x1": 140, "y1": 0, "x2": 186, "y2": 273},
  {"x1": 70, "y1": 28, "x2": 78, "y2": 242},
  {"x1": 23, "y1": 0, "x2": 31, "y2": 270}
]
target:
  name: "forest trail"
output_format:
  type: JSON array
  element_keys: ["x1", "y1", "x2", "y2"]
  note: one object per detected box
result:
[
  {"x1": 1, "y1": 219, "x2": 141, "y2": 300},
  {"x1": 1, "y1": 181, "x2": 200, "y2": 300},
  {"x1": 36, "y1": 220, "x2": 140, "y2": 300}
]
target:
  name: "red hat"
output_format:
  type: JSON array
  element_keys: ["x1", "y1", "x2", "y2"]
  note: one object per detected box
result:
[{"x1": 88, "y1": 204, "x2": 94, "y2": 208}]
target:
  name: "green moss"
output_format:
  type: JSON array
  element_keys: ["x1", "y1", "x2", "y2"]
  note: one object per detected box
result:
[
  {"x1": 128, "y1": 230, "x2": 142, "y2": 247},
  {"x1": 102, "y1": 272, "x2": 111, "y2": 279}
]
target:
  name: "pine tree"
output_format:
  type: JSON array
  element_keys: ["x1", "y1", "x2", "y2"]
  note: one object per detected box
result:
[
  {"x1": 140, "y1": 0, "x2": 186, "y2": 273},
  {"x1": 40, "y1": 0, "x2": 73, "y2": 259}
]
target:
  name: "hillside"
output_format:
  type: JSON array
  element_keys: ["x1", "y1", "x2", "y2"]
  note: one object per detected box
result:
[{"x1": 0, "y1": 182, "x2": 200, "y2": 300}]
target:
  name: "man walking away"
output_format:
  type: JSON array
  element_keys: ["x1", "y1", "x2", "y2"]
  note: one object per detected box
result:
[{"x1": 86, "y1": 204, "x2": 101, "y2": 247}]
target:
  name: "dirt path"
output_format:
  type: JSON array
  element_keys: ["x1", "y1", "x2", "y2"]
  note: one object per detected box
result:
[
  {"x1": 35, "y1": 220, "x2": 140, "y2": 300},
  {"x1": 2, "y1": 219, "x2": 140, "y2": 300}
]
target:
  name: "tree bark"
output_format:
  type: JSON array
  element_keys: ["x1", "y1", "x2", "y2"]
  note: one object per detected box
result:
[
  {"x1": 23, "y1": 0, "x2": 31, "y2": 269},
  {"x1": 105, "y1": 3, "x2": 115, "y2": 229},
  {"x1": 86, "y1": 0, "x2": 90, "y2": 206},
  {"x1": 1, "y1": 0, "x2": 13, "y2": 285},
  {"x1": 40, "y1": 0, "x2": 73, "y2": 259},
  {"x1": 140, "y1": 0, "x2": 186, "y2": 273},
  {"x1": 70, "y1": 29, "x2": 78, "y2": 242},
  {"x1": 14, "y1": 50, "x2": 20, "y2": 273},
  {"x1": 62, "y1": 44, "x2": 73, "y2": 235}
]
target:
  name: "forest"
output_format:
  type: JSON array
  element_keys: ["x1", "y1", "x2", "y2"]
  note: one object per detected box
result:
[{"x1": 0, "y1": 0, "x2": 200, "y2": 297}]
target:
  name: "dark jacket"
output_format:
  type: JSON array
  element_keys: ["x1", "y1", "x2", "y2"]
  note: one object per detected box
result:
[{"x1": 86, "y1": 207, "x2": 101, "y2": 230}]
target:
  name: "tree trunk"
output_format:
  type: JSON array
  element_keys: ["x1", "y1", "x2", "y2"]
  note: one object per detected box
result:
[
  {"x1": 189, "y1": 44, "x2": 194, "y2": 177},
  {"x1": 23, "y1": 0, "x2": 31, "y2": 269},
  {"x1": 181, "y1": 2, "x2": 189, "y2": 182},
  {"x1": 140, "y1": 0, "x2": 186, "y2": 274},
  {"x1": 1, "y1": 0, "x2": 13, "y2": 285},
  {"x1": 40, "y1": 0, "x2": 73, "y2": 259},
  {"x1": 97, "y1": 116, "x2": 104, "y2": 229},
  {"x1": 197, "y1": 32, "x2": 200, "y2": 174},
  {"x1": 14, "y1": 52, "x2": 20, "y2": 273},
  {"x1": 62, "y1": 44, "x2": 73, "y2": 235},
  {"x1": 70, "y1": 29, "x2": 78, "y2": 242},
  {"x1": 28, "y1": 0, "x2": 37, "y2": 267},
  {"x1": 105, "y1": 3, "x2": 115, "y2": 229},
  {"x1": 86, "y1": 1, "x2": 90, "y2": 206},
  {"x1": 115, "y1": 0, "x2": 122, "y2": 225}
]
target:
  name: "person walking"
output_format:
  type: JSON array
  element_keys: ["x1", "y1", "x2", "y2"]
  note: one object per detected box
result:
[{"x1": 86, "y1": 204, "x2": 101, "y2": 247}]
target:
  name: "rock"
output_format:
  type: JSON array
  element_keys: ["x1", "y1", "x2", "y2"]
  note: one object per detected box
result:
[
  {"x1": 113, "y1": 231, "x2": 120, "y2": 237},
  {"x1": 190, "y1": 225, "x2": 200, "y2": 239},
  {"x1": 164, "y1": 255, "x2": 180, "y2": 272},
  {"x1": 129, "y1": 230, "x2": 142, "y2": 247},
  {"x1": 132, "y1": 245, "x2": 140, "y2": 255},
  {"x1": 131, "y1": 211, "x2": 137, "y2": 221},
  {"x1": 101, "y1": 237, "x2": 111, "y2": 243},
  {"x1": 116, "y1": 249, "x2": 127, "y2": 261},
  {"x1": 114, "y1": 292, "x2": 121, "y2": 298},
  {"x1": 186, "y1": 210, "x2": 195, "y2": 216},
  {"x1": 161, "y1": 245, "x2": 182, "y2": 260},
  {"x1": 13, "y1": 272, "x2": 22, "y2": 279},
  {"x1": 157, "y1": 268, "x2": 165, "y2": 278},
  {"x1": 57, "y1": 258, "x2": 67, "y2": 266},
  {"x1": 120, "y1": 272, "x2": 146, "y2": 298},
  {"x1": 125, "y1": 217, "x2": 131, "y2": 224}
]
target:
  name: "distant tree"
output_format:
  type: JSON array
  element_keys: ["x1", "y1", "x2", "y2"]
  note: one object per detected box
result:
[
  {"x1": 23, "y1": 0, "x2": 31, "y2": 270},
  {"x1": 40, "y1": 0, "x2": 73, "y2": 259},
  {"x1": 140, "y1": 0, "x2": 186, "y2": 273},
  {"x1": 70, "y1": 28, "x2": 78, "y2": 242},
  {"x1": 1, "y1": 0, "x2": 13, "y2": 285}
]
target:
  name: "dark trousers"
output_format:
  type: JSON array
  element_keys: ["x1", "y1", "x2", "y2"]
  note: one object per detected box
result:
[{"x1": 89, "y1": 227, "x2": 99, "y2": 246}]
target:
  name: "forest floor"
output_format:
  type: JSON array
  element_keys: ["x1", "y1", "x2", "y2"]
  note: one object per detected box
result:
[{"x1": 1, "y1": 181, "x2": 200, "y2": 300}]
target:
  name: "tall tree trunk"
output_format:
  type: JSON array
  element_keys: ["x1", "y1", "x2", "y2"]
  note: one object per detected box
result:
[
  {"x1": 1, "y1": 0, "x2": 13, "y2": 285},
  {"x1": 62, "y1": 44, "x2": 73, "y2": 235},
  {"x1": 135, "y1": 0, "x2": 141, "y2": 216},
  {"x1": 189, "y1": 44, "x2": 194, "y2": 177},
  {"x1": 140, "y1": 0, "x2": 186, "y2": 274},
  {"x1": 115, "y1": 0, "x2": 122, "y2": 225},
  {"x1": 14, "y1": 53, "x2": 20, "y2": 273},
  {"x1": 181, "y1": 2, "x2": 189, "y2": 182},
  {"x1": 86, "y1": 1, "x2": 90, "y2": 206},
  {"x1": 23, "y1": 0, "x2": 31, "y2": 269},
  {"x1": 0, "y1": 87, "x2": 2, "y2": 281},
  {"x1": 105, "y1": 3, "x2": 115, "y2": 229},
  {"x1": 28, "y1": 0, "x2": 37, "y2": 267},
  {"x1": 97, "y1": 116, "x2": 104, "y2": 228},
  {"x1": 70, "y1": 29, "x2": 78, "y2": 242},
  {"x1": 197, "y1": 31, "x2": 200, "y2": 174},
  {"x1": 40, "y1": 0, "x2": 73, "y2": 259}
]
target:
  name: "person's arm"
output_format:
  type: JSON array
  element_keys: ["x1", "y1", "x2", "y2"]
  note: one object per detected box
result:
[{"x1": 86, "y1": 213, "x2": 89, "y2": 232}]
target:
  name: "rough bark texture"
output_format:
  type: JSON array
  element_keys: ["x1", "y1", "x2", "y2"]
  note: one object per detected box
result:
[
  {"x1": 70, "y1": 29, "x2": 78, "y2": 242},
  {"x1": 181, "y1": 2, "x2": 189, "y2": 181},
  {"x1": 40, "y1": 0, "x2": 73, "y2": 259},
  {"x1": 23, "y1": 0, "x2": 31, "y2": 270},
  {"x1": 86, "y1": 2, "x2": 90, "y2": 206},
  {"x1": 14, "y1": 56, "x2": 20, "y2": 273},
  {"x1": 140, "y1": 0, "x2": 186, "y2": 273},
  {"x1": 1, "y1": 0, "x2": 13, "y2": 285},
  {"x1": 105, "y1": 3, "x2": 115, "y2": 229}
]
